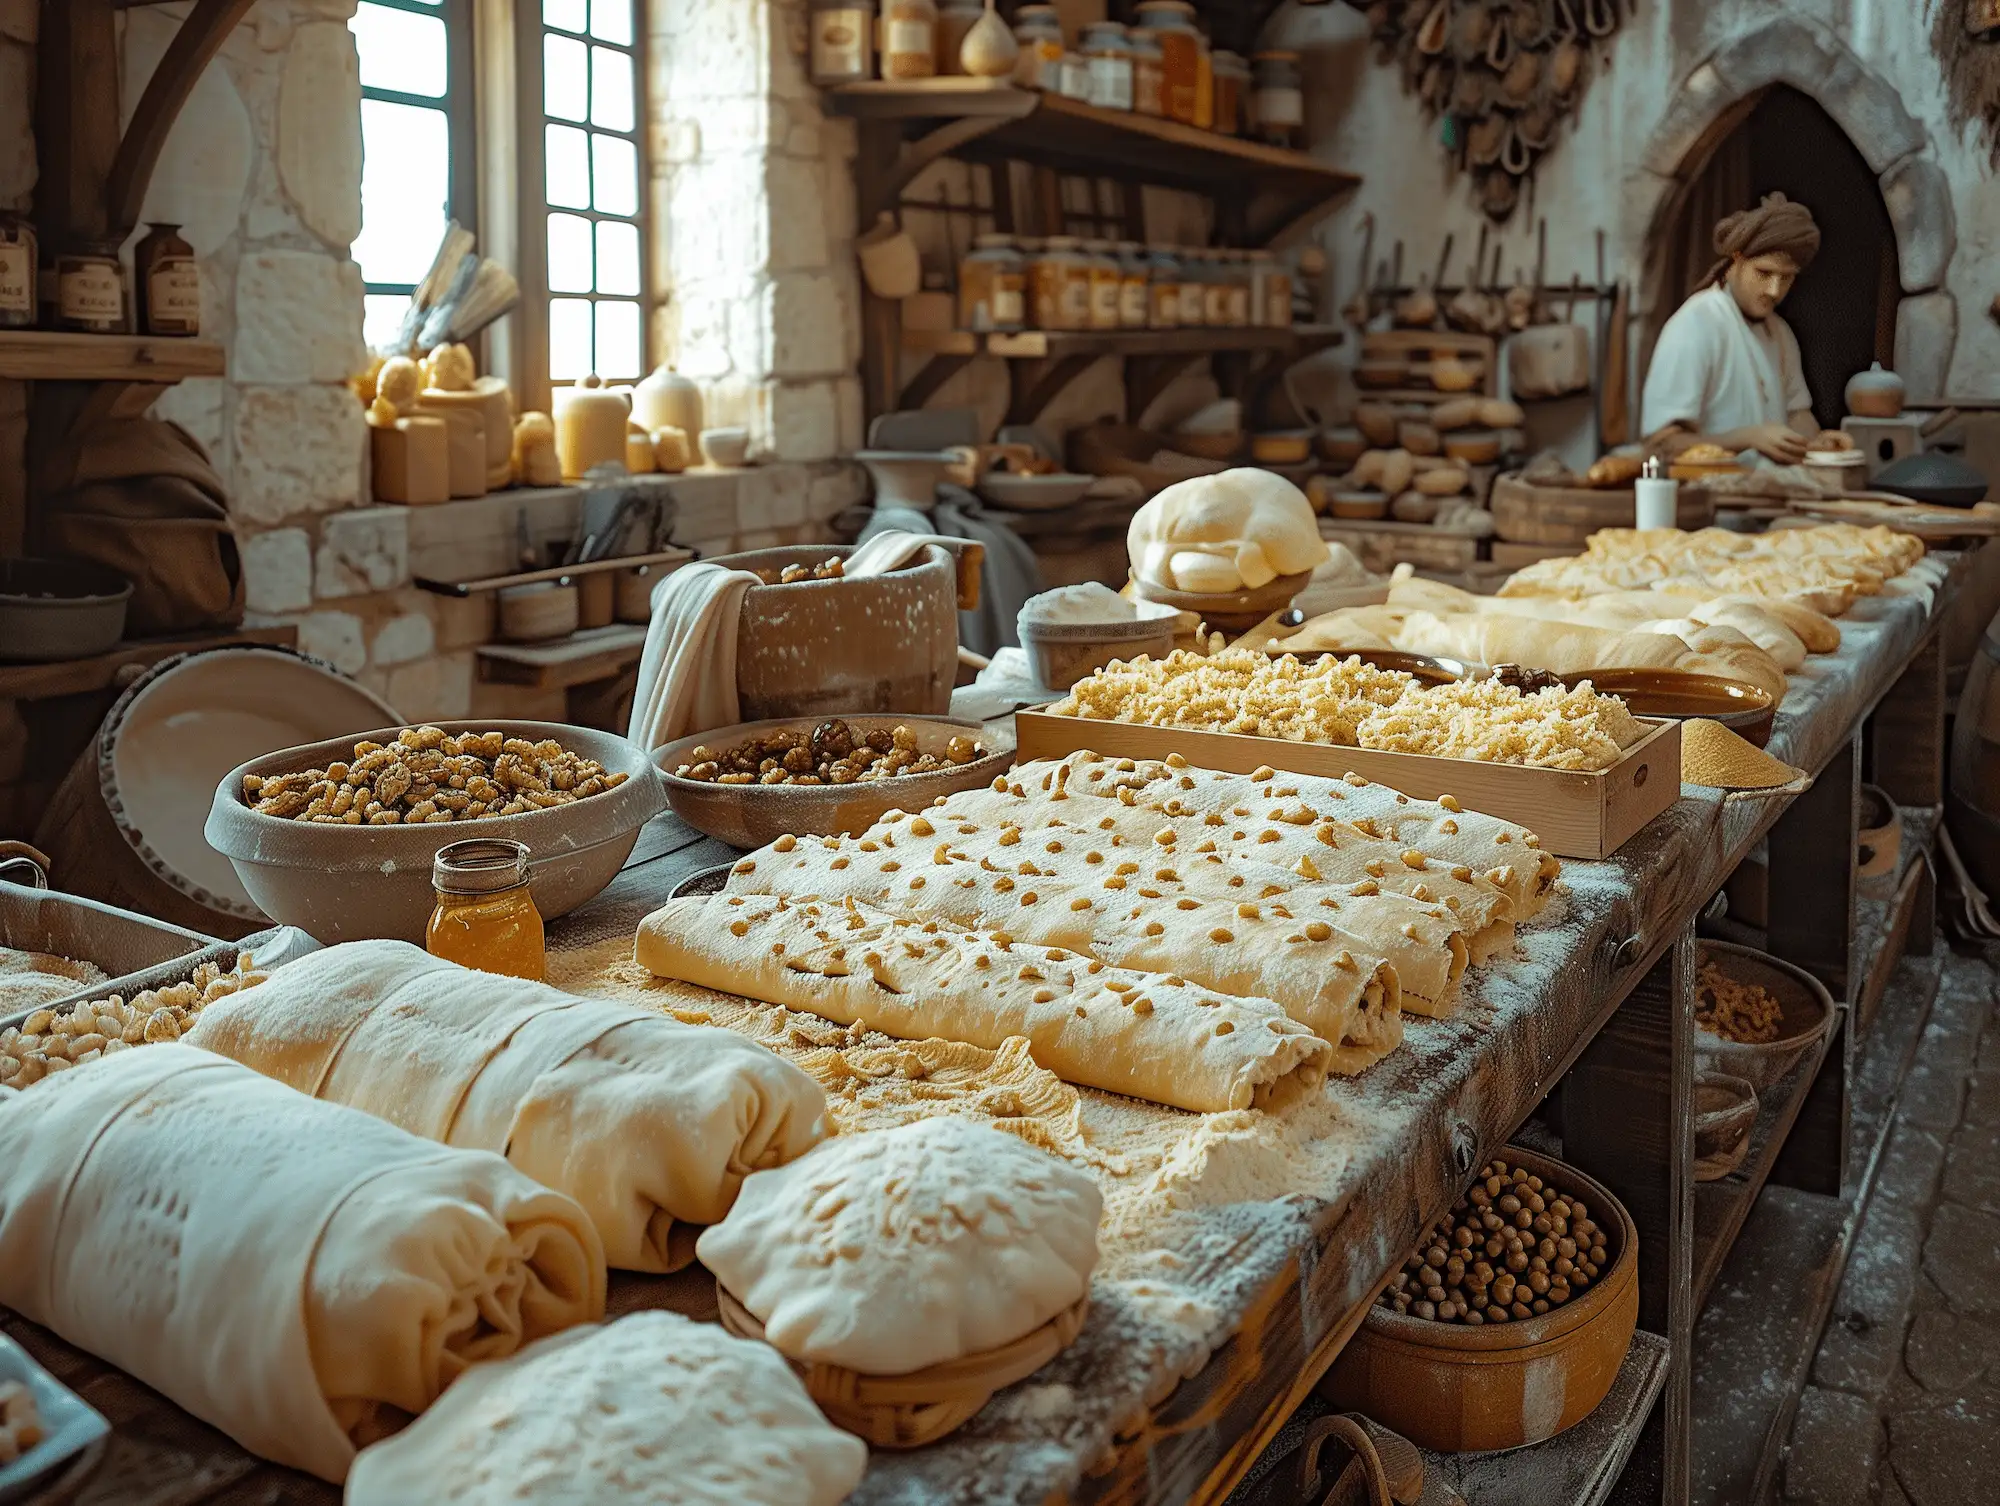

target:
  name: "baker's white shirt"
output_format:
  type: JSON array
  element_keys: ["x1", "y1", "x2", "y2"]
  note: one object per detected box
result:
[{"x1": 1641, "y1": 283, "x2": 1812, "y2": 439}]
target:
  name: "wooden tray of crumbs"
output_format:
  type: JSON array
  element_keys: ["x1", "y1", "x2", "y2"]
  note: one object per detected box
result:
[{"x1": 1012, "y1": 713, "x2": 1682, "y2": 860}]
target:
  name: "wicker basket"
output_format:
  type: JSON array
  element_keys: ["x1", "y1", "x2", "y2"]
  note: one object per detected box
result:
[{"x1": 715, "y1": 1282, "x2": 1089, "y2": 1449}]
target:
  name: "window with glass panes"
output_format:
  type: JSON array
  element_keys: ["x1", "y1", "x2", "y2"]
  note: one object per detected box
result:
[
  {"x1": 538, "y1": 0, "x2": 644, "y2": 388},
  {"x1": 348, "y1": 0, "x2": 475, "y2": 353}
]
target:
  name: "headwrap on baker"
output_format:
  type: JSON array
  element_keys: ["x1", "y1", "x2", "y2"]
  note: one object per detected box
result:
[{"x1": 1698, "y1": 192, "x2": 1821, "y2": 292}]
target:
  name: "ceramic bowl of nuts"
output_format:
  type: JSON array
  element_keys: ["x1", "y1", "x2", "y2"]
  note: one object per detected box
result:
[
  {"x1": 653, "y1": 714, "x2": 1015, "y2": 849},
  {"x1": 205, "y1": 721, "x2": 664, "y2": 945},
  {"x1": 1693, "y1": 939, "x2": 1836, "y2": 1090}
]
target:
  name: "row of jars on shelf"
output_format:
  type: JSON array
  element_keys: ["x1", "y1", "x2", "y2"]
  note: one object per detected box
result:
[
  {"x1": 0, "y1": 216, "x2": 201, "y2": 336},
  {"x1": 957, "y1": 236, "x2": 1295, "y2": 335},
  {"x1": 810, "y1": 0, "x2": 1306, "y2": 148}
]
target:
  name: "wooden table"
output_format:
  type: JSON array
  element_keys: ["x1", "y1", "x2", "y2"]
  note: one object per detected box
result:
[{"x1": 2, "y1": 555, "x2": 1967, "y2": 1506}]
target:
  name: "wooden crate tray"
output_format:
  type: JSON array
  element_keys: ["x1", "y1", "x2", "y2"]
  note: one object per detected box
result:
[{"x1": 1012, "y1": 712, "x2": 1682, "y2": 860}]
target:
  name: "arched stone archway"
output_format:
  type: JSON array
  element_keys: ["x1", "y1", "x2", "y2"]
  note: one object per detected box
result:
[{"x1": 1623, "y1": 13, "x2": 1958, "y2": 404}]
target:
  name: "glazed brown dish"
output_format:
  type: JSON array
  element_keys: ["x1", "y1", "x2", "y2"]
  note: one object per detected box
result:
[
  {"x1": 671, "y1": 718, "x2": 985, "y2": 787},
  {"x1": 1558, "y1": 668, "x2": 1776, "y2": 747}
]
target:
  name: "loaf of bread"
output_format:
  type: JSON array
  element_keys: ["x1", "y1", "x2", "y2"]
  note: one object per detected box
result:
[
  {"x1": 722, "y1": 830, "x2": 1403, "y2": 1072},
  {"x1": 635, "y1": 893, "x2": 1334, "y2": 1113}
]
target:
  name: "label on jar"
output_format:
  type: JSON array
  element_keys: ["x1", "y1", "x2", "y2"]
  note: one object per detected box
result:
[
  {"x1": 1058, "y1": 55, "x2": 1092, "y2": 99},
  {"x1": 1088, "y1": 57, "x2": 1133, "y2": 111},
  {"x1": 1089, "y1": 276, "x2": 1121, "y2": 327},
  {"x1": 1134, "y1": 62, "x2": 1163, "y2": 115},
  {"x1": 1178, "y1": 282, "x2": 1204, "y2": 325},
  {"x1": 1226, "y1": 285, "x2": 1249, "y2": 326},
  {"x1": 60, "y1": 262, "x2": 122, "y2": 324},
  {"x1": 1256, "y1": 86, "x2": 1304, "y2": 127},
  {"x1": 993, "y1": 281, "x2": 1025, "y2": 326},
  {"x1": 1118, "y1": 280, "x2": 1148, "y2": 328},
  {"x1": 0, "y1": 245, "x2": 28, "y2": 316},
  {"x1": 1265, "y1": 274, "x2": 1292, "y2": 327},
  {"x1": 1150, "y1": 283, "x2": 1179, "y2": 327},
  {"x1": 811, "y1": 9, "x2": 870, "y2": 80},
  {"x1": 1059, "y1": 277, "x2": 1091, "y2": 325},
  {"x1": 1203, "y1": 284, "x2": 1230, "y2": 325},
  {"x1": 885, "y1": 19, "x2": 933, "y2": 58},
  {"x1": 149, "y1": 259, "x2": 201, "y2": 331}
]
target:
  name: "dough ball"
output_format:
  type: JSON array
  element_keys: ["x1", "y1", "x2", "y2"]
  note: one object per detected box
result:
[
  {"x1": 1128, "y1": 467, "x2": 1329, "y2": 594},
  {"x1": 424, "y1": 342, "x2": 477, "y2": 392},
  {"x1": 376, "y1": 357, "x2": 422, "y2": 414},
  {"x1": 344, "y1": 1312, "x2": 867, "y2": 1506},
  {"x1": 1170, "y1": 550, "x2": 1244, "y2": 594},
  {"x1": 697, "y1": 1116, "x2": 1101, "y2": 1376}
]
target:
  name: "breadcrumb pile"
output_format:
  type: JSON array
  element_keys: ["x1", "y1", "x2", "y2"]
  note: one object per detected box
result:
[
  {"x1": 1051, "y1": 649, "x2": 1644, "y2": 772},
  {"x1": 0, "y1": 956, "x2": 266, "y2": 1090}
]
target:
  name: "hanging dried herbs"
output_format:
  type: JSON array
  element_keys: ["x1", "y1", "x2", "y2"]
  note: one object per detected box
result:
[{"x1": 1932, "y1": 0, "x2": 2000, "y2": 168}]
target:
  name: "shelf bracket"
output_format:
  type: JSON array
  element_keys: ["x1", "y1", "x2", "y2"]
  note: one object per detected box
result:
[
  {"x1": 1125, "y1": 353, "x2": 1206, "y2": 425},
  {"x1": 856, "y1": 111, "x2": 1030, "y2": 225},
  {"x1": 899, "y1": 352, "x2": 977, "y2": 411},
  {"x1": 105, "y1": 0, "x2": 262, "y2": 238},
  {"x1": 1005, "y1": 352, "x2": 1098, "y2": 426}
]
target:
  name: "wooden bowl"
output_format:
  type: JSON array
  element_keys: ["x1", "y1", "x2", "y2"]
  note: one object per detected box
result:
[
  {"x1": 1443, "y1": 428, "x2": 1504, "y2": 465},
  {"x1": 498, "y1": 582, "x2": 579, "y2": 642},
  {"x1": 652, "y1": 714, "x2": 1016, "y2": 849},
  {"x1": 1555, "y1": 669, "x2": 1776, "y2": 748},
  {"x1": 1171, "y1": 430, "x2": 1245, "y2": 462},
  {"x1": 0, "y1": 557, "x2": 132, "y2": 663},
  {"x1": 1330, "y1": 491, "x2": 1389, "y2": 521},
  {"x1": 1320, "y1": 1145, "x2": 1639, "y2": 1452},
  {"x1": 1694, "y1": 1072, "x2": 1759, "y2": 1182},
  {"x1": 1250, "y1": 430, "x2": 1315, "y2": 465},
  {"x1": 1693, "y1": 940, "x2": 1837, "y2": 1090},
  {"x1": 204, "y1": 720, "x2": 664, "y2": 944},
  {"x1": 716, "y1": 1281, "x2": 1089, "y2": 1449},
  {"x1": 1318, "y1": 426, "x2": 1368, "y2": 465},
  {"x1": 975, "y1": 471, "x2": 1095, "y2": 511},
  {"x1": 1281, "y1": 647, "x2": 1475, "y2": 686},
  {"x1": 1132, "y1": 570, "x2": 1313, "y2": 632}
]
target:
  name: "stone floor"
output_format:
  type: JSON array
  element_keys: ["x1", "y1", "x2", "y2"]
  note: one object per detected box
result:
[{"x1": 1781, "y1": 947, "x2": 2000, "y2": 1506}]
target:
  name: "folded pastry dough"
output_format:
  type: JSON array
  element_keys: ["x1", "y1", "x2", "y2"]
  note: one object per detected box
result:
[
  {"x1": 636, "y1": 892, "x2": 1334, "y2": 1112},
  {"x1": 698, "y1": 1116, "x2": 1100, "y2": 1375},
  {"x1": 185, "y1": 941, "x2": 827, "y2": 1272},
  {"x1": 725, "y1": 831, "x2": 1402, "y2": 1071},
  {"x1": 0, "y1": 1046, "x2": 604, "y2": 1483},
  {"x1": 345, "y1": 1312, "x2": 868, "y2": 1506}
]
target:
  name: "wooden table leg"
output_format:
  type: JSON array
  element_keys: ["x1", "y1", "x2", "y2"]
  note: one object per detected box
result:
[
  {"x1": 1560, "y1": 926, "x2": 1695, "y2": 1506},
  {"x1": 1867, "y1": 628, "x2": 1944, "y2": 812}
]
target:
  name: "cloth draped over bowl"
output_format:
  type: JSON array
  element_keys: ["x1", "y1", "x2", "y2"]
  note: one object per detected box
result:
[
  {"x1": 625, "y1": 531, "x2": 973, "y2": 752},
  {"x1": 0, "y1": 1045, "x2": 605, "y2": 1483},
  {"x1": 184, "y1": 939, "x2": 827, "y2": 1272}
]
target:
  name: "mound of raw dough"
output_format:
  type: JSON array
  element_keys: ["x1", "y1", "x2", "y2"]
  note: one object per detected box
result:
[
  {"x1": 345, "y1": 1312, "x2": 867, "y2": 1506},
  {"x1": 1129, "y1": 467, "x2": 1330, "y2": 595},
  {"x1": 697, "y1": 1116, "x2": 1101, "y2": 1375}
]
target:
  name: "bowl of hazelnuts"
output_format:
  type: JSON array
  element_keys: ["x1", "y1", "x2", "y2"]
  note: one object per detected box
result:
[
  {"x1": 654, "y1": 713, "x2": 1016, "y2": 849},
  {"x1": 1322, "y1": 1145, "x2": 1638, "y2": 1452}
]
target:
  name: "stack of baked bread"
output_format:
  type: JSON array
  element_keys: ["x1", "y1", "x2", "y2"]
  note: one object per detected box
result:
[{"x1": 639, "y1": 753, "x2": 1559, "y2": 1089}]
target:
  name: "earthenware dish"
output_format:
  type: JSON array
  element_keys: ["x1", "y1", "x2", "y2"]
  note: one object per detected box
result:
[
  {"x1": 1132, "y1": 570, "x2": 1313, "y2": 632},
  {"x1": 1692, "y1": 939, "x2": 1837, "y2": 1091},
  {"x1": 0, "y1": 557, "x2": 132, "y2": 663},
  {"x1": 1556, "y1": 668, "x2": 1776, "y2": 748}
]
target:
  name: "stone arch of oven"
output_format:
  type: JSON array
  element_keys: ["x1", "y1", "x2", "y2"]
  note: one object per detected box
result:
[{"x1": 1623, "y1": 13, "x2": 1958, "y2": 404}]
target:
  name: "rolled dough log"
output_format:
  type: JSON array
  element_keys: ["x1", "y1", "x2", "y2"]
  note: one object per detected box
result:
[
  {"x1": 636, "y1": 892, "x2": 1334, "y2": 1112},
  {"x1": 344, "y1": 1312, "x2": 868, "y2": 1506},
  {"x1": 185, "y1": 941, "x2": 826, "y2": 1272},
  {"x1": 0, "y1": 1046, "x2": 604, "y2": 1482}
]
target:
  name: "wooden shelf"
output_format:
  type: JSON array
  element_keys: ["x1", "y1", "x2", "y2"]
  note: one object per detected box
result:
[
  {"x1": 0, "y1": 330, "x2": 225, "y2": 382},
  {"x1": 476, "y1": 625, "x2": 649, "y2": 691},
  {"x1": 830, "y1": 80, "x2": 1357, "y2": 246},
  {"x1": 986, "y1": 325, "x2": 1342, "y2": 360},
  {"x1": 0, "y1": 624, "x2": 296, "y2": 701}
]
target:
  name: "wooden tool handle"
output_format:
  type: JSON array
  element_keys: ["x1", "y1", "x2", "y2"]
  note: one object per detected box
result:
[
  {"x1": 1300, "y1": 1415, "x2": 1397, "y2": 1506},
  {"x1": 0, "y1": 841, "x2": 52, "y2": 889},
  {"x1": 949, "y1": 540, "x2": 984, "y2": 611}
]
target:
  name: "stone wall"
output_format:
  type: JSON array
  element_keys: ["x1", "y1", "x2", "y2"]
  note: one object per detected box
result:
[{"x1": 1276, "y1": 0, "x2": 1997, "y2": 457}]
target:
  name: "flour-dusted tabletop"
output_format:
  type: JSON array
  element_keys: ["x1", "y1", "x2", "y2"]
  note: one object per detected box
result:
[{"x1": 0, "y1": 552, "x2": 1965, "y2": 1506}]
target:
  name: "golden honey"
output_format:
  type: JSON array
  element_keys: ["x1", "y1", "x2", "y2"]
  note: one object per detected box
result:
[{"x1": 427, "y1": 838, "x2": 546, "y2": 980}]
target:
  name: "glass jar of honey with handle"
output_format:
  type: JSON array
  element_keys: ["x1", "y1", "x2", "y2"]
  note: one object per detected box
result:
[{"x1": 427, "y1": 838, "x2": 545, "y2": 980}]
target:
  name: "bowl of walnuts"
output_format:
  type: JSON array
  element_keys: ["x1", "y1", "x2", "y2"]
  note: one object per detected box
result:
[
  {"x1": 654, "y1": 714, "x2": 1015, "y2": 849},
  {"x1": 1693, "y1": 939, "x2": 1836, "y2": 1090},
  {"x1": 206, "y1": 720, "x2": 664, "y2": 944}
]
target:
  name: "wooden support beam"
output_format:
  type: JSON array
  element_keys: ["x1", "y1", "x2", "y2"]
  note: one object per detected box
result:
[{"x1": 36, "y1": 0, "x2": 122, "y2": 245}]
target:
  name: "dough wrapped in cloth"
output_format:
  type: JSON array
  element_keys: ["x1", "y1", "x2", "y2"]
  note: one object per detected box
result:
[
  {"x1": 0, "y1": 1046, "x2": 604, "y2": 1483},
  {"x1": 637, "y1": 892, "x2": 1334, "y2": 1112},
  {"x1": 185, "y1": 940, "x2": 826, "y2": 1272}
]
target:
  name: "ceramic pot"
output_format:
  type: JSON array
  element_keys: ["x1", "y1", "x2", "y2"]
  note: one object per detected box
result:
[
  {"x1": 632, "y1": 362, "x2": 704, "y2": 437},
  {"x1": 959, "y1": 0, "x2": 1018, "y2": 77},
  {"x1": 856, "y1": 213, "x2": 922, "y2": 300},
  {"x1": 552, "y1": 375, "x2": 631, "y2": 480},
  {"x1": 1845, "y1": 361, "x2": 1906, "y2": 419},
  {"x1": 699, "y1": 426, "x2": 752, "y2": 468}
]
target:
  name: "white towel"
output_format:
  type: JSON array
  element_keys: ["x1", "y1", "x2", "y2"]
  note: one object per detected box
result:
[{"x1": 626, "y1": 533, "x2": 960, "y2": 753}]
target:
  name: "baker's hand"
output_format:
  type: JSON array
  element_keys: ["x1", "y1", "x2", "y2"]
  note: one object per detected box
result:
[
  {"x1": 1743, "y1": 425, "x2": 1809, "y2": 464},
  {"x1": 1810, "y1": 429, "x2": 1854, "y2": 452}
]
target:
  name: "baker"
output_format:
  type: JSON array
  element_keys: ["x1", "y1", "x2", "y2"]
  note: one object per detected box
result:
[{"x1": 1641, "y1": 192, "x2": 1840, "y2": 465}]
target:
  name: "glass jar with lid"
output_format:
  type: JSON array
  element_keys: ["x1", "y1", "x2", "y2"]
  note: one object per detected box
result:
[
  {"x1": 1128, "y1": 27, "x2": 1164, "y2": 116},
  {"x1": 1012, "y1": 5, "x2": 1064, "y2": 89},
  {"x1": 1223, "y1": 251, "x2": 1251, "y2": 328},
  {"x1": 959, "y1": 233, "x2": 1026, "y2": 332},
  {"x1": 427, "y1": 839, "x2": 546, "y2": 980},
  {"x1": 1056, "y1": 47, "x2": 1092, "y2": 100},
  {"x1": 56, "y1": 240, "x2": 126, "y2": 333},
  {"x1": 1211, "y1": 50, "x2": 1249, "y2": 135},
  {"x1": 0, "y1": 215, "x2": 34, "y2": 330},
  {"x1": 935, "y1": 0, "x2": 983, "y2": 75},
  {"x1": 136, "y1": 223, "x2": 199, "y2": 337},
  {"x1": 1177, "y1": 249, "x2": 1207, "y2": 328},
  {"x1": 880, "y1": 0, "x2": 938, "y2": 80},
  {"x1": 1133, "y1": 0, "x2": 1201, "y2": 124},
  {"x1": 1083, "y1": 239, "x2": 1122, "y2": 330},
  {"x1": 1114, "y1": 242, "x2": 1150, "y2": 329},
  {"x1": 807, "y1": 0, "x2": 875, "y2": 86},
  {"x1": 1147, "y1": 245, "x2": 1181, "y2": 328},
  {"x1": 1032, "y1": 236, "x2": 1091, "y2": 330},
  {"x1": 1192, "y1": 28, "x2": 1214, "y2": 129},
  {"x1": 1252, "y1": 50, "x2": 1304, "y2": 147},
  {"x1": 1254, "y1": 251, "x2": 1293, "y2": 329},
  {"x1": 1081, "y1": 21, "x2": 1133, "y2": 111},
  {"x1": 1201, "y1": 250, "x2": 1232, "y2": 328}
]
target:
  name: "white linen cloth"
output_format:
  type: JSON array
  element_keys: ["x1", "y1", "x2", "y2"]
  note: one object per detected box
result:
[
  {"x1": 625, "y1": 531, "x2": 960, "y2": 753},
  {"x1": 1640, "y1": 284, "x2": 1813, "y2": 440}
]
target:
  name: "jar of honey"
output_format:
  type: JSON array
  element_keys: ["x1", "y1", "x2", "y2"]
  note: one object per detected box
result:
[
  {"x1": 1134, "y1": 0, "x2": 1201, "y2": 124},
  {"x1": 427, "y1": 838, "x2": 546, "y2": 980}
]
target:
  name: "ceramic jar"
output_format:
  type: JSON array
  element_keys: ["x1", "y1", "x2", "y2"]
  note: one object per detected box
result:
[
  {"x1": 807, "y1": 0, "x2": 875, "y2": 85},
  {"x1": 1845, "y1": 361, "x2": 1906, "y2": 419},
  {"x1": 552, "y1": 374, "x2": 631, "y2": 479},
  {"x1": 632, "y1": 362, "x2": 704, "y2": 437}
]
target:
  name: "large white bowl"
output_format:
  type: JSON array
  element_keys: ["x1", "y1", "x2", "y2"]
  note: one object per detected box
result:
[{"x1": 205, "y1": 720, "x2": 664, "y2": 944}]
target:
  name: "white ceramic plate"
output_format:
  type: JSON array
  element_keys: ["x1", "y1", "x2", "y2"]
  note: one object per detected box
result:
[{"x1": 0, "y1": 1334, "x2": 109, "y2": 1504}]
